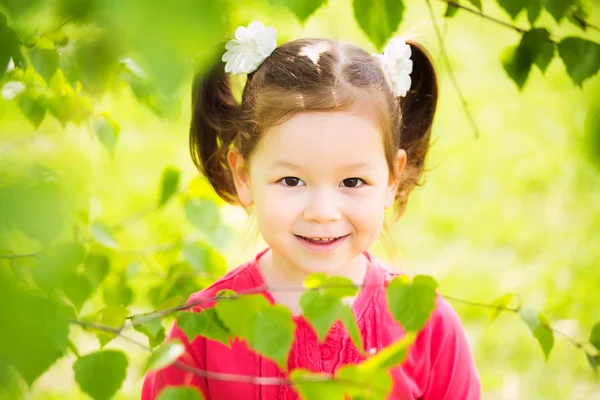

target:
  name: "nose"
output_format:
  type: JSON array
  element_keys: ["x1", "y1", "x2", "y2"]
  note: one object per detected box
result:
[{"x1": 303, "y1": 188, "x2": 341, "y2": 223}]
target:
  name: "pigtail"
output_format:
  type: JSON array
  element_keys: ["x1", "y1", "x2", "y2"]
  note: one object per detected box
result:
[
  {"x1": 189, "y1": 55, "x2": 241, "y2": 205},
  {"x1": 394, "y1": 42, "x2": 439, "y2": 218}
]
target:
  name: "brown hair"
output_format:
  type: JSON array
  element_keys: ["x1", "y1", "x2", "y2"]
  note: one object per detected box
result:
[{"x1": 190, "y1": 38, "x2": 438, "y2": 219}]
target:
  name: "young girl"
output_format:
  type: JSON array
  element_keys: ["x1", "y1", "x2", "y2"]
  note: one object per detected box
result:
[{"x1": 142, "y1": 21, "x2": 480, "y2": 399}]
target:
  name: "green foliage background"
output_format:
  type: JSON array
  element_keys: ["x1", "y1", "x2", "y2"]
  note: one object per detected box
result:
[{"x1": 1, "y1": 0, "x2": 600, "y2": 398}]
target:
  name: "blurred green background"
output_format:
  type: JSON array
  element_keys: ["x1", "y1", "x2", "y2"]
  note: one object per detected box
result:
[{"x1": 1, "y1": 0, "x2": 600, "y2": 398}]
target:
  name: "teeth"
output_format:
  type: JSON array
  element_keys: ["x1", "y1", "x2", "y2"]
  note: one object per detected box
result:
[{"x1": 303, "y1": 236, "x2": 338, "y2": 242}]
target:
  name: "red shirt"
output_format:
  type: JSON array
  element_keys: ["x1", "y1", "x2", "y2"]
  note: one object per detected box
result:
[{"x1": 142, "y1": 248, "x2": 481, "y2": 399}]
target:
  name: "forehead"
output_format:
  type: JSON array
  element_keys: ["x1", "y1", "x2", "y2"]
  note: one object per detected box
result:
[{"x1": 254, "y1": 111, "x2": 386, "y2": 167}]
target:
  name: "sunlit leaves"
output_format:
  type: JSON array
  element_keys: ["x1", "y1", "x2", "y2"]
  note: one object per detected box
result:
[
  {"x1": 543, "y1": 0, "x2": 576, "y2": 23},
  {"x1": 91, "y1": 222, "x2": 118, "y2": 249},
  {"x1": 94, "y1": 115, "x2": 121, "y2": 156},
  {"x1": 250, "y1": 305, "x2": 295, "y2": 371},
  {"x1": 495, "y1": 0, "x2": 524, "y2": 20},
  {"x1": 159, "y1": 167, "x2": 180, "y2": 207},
  {"x1": 215, "y1": 292, "x2": 271, "y2": 339},
  {"x1": 74, "y1": 33, "x2": 123, "y2": 95},
  {"x1": 31, "y1": 241, "x2": 85, "y2": 291},
  {"x1": 0, "y1": 12, "x2": 24, "y2": 80},
  {"x1": 270, "y1": 0, "x2": 327, "y2": 23},
  {"x1": 526, "y1": 0, "x2": 542, "y2": 25},
  {"x1": 133, "y1": 316, "x2": 166, "y2": 348},
  {"x1": 558, "y1": 37, "x2": 600, "y2": 86},
  {"x1": 353, "y1": 0, "x2": 405, "y2": 50},
  {"x1": 590, "y1": 322, "x2": 600, "y2": 351},
  {"x1": 490, "y1": 293, "x2": 514, "y2": 322},
  {"x1": 82, "y1": 306, "x2": 129, "y2": 348},
  {"x1": 0, "y1": 274, "x2": 71, "y2": 386},
  {"x1": 177, "y1": 309, "x2": 231, "y2": 347},
  {"x1": 291, "y1": 369, "x2": 346, "y2": 399},
  {"x1": 48, "y1": 70, "x2": 93, "y2": 126},
  {"x1": 502, "y1": 28, "x2": 555, "y2": 89},
  {"x1": 157, "y1": 387, "x2": 204, "y2": 400},
  {"x1": 28, "y1": 38, "x2": 59, "y2": 84},
  {"x1": 0, "y1": 176, "x2": 69, "y2": 245},
  {"x1": 182, "y1": 242, "x2": 227, "y2": 278},
  {"x1": 73, "y1": 350, "x2": 128, "y2": 400},
  {"x1": 184, "y1": 198, "x2": 220, "y2": 235},
  {"x1": 17, "y1": 93, "x2": 48, "y2": 128},
  {"x1": 386, "y1": 275, "x2": 438, "y2": 332},
  {"x1": 213, "y1": 292, "x2": 295, "y2": 370},
  {"x1": 519, "y1": 309, "x2": 554, "y2": 362},
  {"x1": 300, "y1": 274, "x2": 363, "y2": 351},
  {"x1": 145, "y1": 339, "x2": 185, "y2": 373}
]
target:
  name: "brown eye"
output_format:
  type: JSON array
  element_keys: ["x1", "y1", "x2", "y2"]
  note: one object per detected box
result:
[
  {"x1": 281, "y1": 177, "x2": 303, "y2": 186},
  {"x1": 341, "y1": 178, "x2": 364, "y2": 188}
]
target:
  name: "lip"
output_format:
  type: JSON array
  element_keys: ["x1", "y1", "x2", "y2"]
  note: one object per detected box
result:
[{"x1": 295, "y1": 234, "x2": 349, "y2": 252}]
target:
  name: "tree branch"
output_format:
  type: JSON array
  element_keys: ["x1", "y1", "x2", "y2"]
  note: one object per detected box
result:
[
  {"x1": 438, "y1": 0, "x2": 527, "y2": 34},
  {"x1": 425, "y1": 0, "x2": 481, "y2": 139}
]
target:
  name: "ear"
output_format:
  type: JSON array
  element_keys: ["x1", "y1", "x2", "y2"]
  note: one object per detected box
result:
[
  {"x1": 227, "y1": 147, "x2": 254, "y2": 207},
  {"x1": 385, "y1": 149, "x2": 407, "y2": 209}
]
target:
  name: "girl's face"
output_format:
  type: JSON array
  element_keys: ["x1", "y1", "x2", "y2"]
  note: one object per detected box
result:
[{"x1": 228, "y1": 110, "x2": 406, "y2": 276}]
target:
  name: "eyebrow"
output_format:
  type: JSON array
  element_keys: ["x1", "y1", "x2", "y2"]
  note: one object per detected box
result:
[{"x1": 270, "y1": 161, "x2": 374, "y2": 171}]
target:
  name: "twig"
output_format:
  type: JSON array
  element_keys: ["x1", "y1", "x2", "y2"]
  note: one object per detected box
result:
[
  {"x1": 0, "y1": 252, "x2": 41, "y2": 260},
  {"x1": 571, "y1": 13, "x2": 600, "y2": 34},
  {"x1": 426, "y1": 0, "x2": 481, "y2": 138},
  {"x1": 442, "y1": 294, "x2": 518, "y2": 312},
  {"x1": 438, "y1": 0, "x2": 527, "y2": 34}
]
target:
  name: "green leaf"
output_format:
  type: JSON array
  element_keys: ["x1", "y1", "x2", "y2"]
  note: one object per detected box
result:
[
  {"x1": 495, "y1": 0, "x2": 524, "y2": 19},
  {"x1": 157, "y1": 387, "x2": 204, "y2": 400},
  {"x1": 589, "y1": 321, "x2": 600, "y2": 351},
  {"x1": 300, "y1": 290, "x2": 345, "y2": 342},
  {"x1": 587, "y1": 353, "x2": 599, "y2": 377},
  {"x1": 94, "y1": 116, "x2": 120, "y2": 156},
  {"x1": 83, "y1": 306, "x2": 129, "y2": 348},
  {"x1": 133, "y1": 316, "x2": 166, "y2": 348},
  {"x1": 303, "y1": 273, "x2": 358, "y2": 298},
  {"x1": 250, "y1": 305, "x2": 295, "y2": 371},
  {"x1": 543, "y1": 0, "x2": 575, "y2": 23},
  {"x1": 490, "y1": 293, "x2": 513, "y2": 322},
  {"x1": 62, "y1": 271, "x2": 93, "y2": 311},
  {"x1": 501, "y1": 44, "x2": 532, "y2": 89},
  {"x1": 558, "y1": 37, "x2": 600, "y2": 86},
  {"x1": 102, "y1": 275, "x2": 134, "y2": 307},
  {"x1": 215, "y1": 292, "x2": 270, "y2": 340},
  {"x1": 184, "y1": 198, "x2": 220, "y2": 234},
  {"x1": 28, "y1": 41, "x2": 59, "y2": 84},
  {"x1": 31, "y1": 242, "x2": 85, "y2": 291},
  {"x1": 444, "y1": 2, "x2": 460, "y2": 18},
  {"x1": 0, "y1": 276, "x2": 71, "y2": 386},
  {"x1": 269, "y1": 0, "x2": 327, "y2": 22},
  {"x1": 17, "y1": 93, "x2": 48, "y2": 128},
  {"x1": 336, "y1": 363, "x2": 393, "y2": 399},
  {"x1": 145, "y1": 339, "x2": 185, "y2": 373},
  {"x1": 159, "y1": 167, "x2": 180, "y2": 206},
  {"x1": 177, "y1": 309, "x2": 231, "y2": 347},
  {"x1": 73, "y1": 350, "x2": 128, "y2": 400},
  {"x1": 386, "y1": 275, "x2": 438, "y2": 332},
  {"x1": 91, "y1": 222, "x2": 118, "y2": 248},
  {"x1": 526, "y1": 0, "x2": 542, "y2": 25},
  {"x1": 567, "y1": 0, "x2": 592, "y2": 31},
  {"x1": 353, "y1": 0, "x2": 405, "y2": 50},
  {"x1": 290, "y1": 369, "x2": 346, "y2": 400},
  {"x1": 74, "y1": 33, "x2": 122, "y2": 95},
  {"x1": 85, "y1": 253, "x2": 110, "y2": 286},
  {"x1": 0, "y1": 13, "x2": 25, "y2": 81},
  {"x1": 466, "y1": 0, "x2": 482, "y2": 10},
  {"x1": 182, "y1": 242, "x2": 227, "y2": 277},
  {"x1": 523, "y1": 28, "x2": 555, "y2": 73},
  {"x1": 519, "y1": 309, "x2": 554, "y2": 362},
  {"x1": 360, "y1": 333, "x2": 414, "y2": 371},
  {"x1": 339, "y1": 307, "x2": 364, "y2": 354}
]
